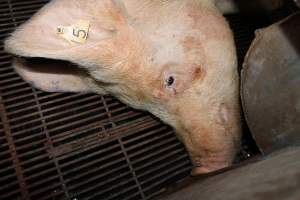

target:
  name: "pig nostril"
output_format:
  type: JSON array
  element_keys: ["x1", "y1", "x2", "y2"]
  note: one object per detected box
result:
[{"x1": 166, "y1": 76, "x2": 175, "y2": 86}]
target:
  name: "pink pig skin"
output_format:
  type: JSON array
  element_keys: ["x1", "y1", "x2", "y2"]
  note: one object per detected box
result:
[{"x1": 5, "y1": 0, "x2": 242, "y2": 175}]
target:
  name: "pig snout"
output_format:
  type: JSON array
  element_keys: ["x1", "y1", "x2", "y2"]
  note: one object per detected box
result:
[
  {"x1": 176, "y1": 104, "x2": 241, "y2": 175},
  {"x1": 151, "y1": 90, "x2": 241, "y2": 175}
]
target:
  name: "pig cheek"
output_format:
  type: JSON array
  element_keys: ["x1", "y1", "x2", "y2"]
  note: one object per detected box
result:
[
  {"x1": 167, "y1": 87, "x2": 177, "y2": 96},
  {"x1": 153, "y1": 87, "x2": 177, "y2": 100},
  {"x1": 153, "y1": 89, "x2": 164, "y2": 100},
  {"x1": 153, "y1": 89, "x2": 170, "y2": 101}
]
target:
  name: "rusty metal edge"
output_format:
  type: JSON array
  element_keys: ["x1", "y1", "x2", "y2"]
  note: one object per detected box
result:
[{"x1": 240, "y1": 12, "x2": 300, "y2": 155}]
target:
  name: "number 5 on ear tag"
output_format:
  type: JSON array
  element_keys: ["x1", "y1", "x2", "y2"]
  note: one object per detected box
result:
[{"x1": 56, "y1": 20, "x2": 90, "y2": 44}]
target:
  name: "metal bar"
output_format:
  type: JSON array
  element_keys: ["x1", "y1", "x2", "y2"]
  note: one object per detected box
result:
[
  {"x1": 31, "y1": 87, "x2": 70, "y2": 199},
  {"x1": 28, "y1": 174, "x2": 60, "y2": 189},
  {"x1": 129, "y1": 135, "x2": 178, "y2": 161},
  {"x1": 135, "y1": 149, "x2": 187, "y2": 177},
  {"x1": 120, "y1": 138, "x2": 147, "y2": 198},
  {"x1": 63, "y1": 157, "x2": 127, "y2": 185},
  {"x1": 0, "y1": 172, "x2": 17, "y2": 183},
  {"x1": 101, "y1": 95, "x2": 146, "y2": 200},
  {"x1": 10, "y1": 124, "x2": 44, "y2": 137},
  {"x1": 0, "y1": 181, "x2": 20, "y2": 193},
  {"x1": 66, "y1": 161, "x2": 129, "y2": 190},
  {"x1": 24, "y1": 163, "x2": 56, "y2": 179},
  {"x1": 29, "y1": 182, "x2": 63, "y2": 198},
  {"x1": 0, "y1": 189, "x2": 21, "y2": 200},
  {"x1": 0, "y1": 93, "x2": 29, "y2": 199},
  {"x1": 142, "y1": 161, "x2": 190, "y2": 189},
  {"x1": 60, "y1": 147, "x2": 123, "y2": 173},
  {"x1": 71, "y1": 171, "x2": 133, "y2": 197},
  {"x1": 38, "y1": 190, "x2": 65, "y2": 200},
  {"x1": 9, "y1": 98, "x2": 102, "y2": 123},
  {"x1": 88, "y1": 183, "x2": 139, "y2": 200}
]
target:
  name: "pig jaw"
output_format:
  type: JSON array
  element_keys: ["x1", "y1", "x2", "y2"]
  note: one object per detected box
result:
[
  {"x1": 112, "y1": 85, "x2": 241, "y2": 176},
  {"x1": 186, "y1": 126, "x2": 240, "y2": 176},
  {"x1": 159, "y1": 96, "x2": 241, "y2": 175}
]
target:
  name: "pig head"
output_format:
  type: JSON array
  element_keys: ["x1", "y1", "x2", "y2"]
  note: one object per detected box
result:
[{"x1": 4, "y1": 0, "x2": 241, "y2": 175}]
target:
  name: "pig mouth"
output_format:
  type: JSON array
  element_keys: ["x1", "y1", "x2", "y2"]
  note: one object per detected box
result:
[
  {"x1": 13, "y1": 56, "x2": 80, "y2": 74},
  {"x1": 12, "y1": 55, "x2": 89, "y2": 81},
  {"x1": 10, "y1": 55, "x2": 91, "y2": 93}
]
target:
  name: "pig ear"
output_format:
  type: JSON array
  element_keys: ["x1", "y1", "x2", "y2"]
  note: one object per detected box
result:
[
  {"x1": 13, "y1": 58, "x2": 91, "y2": 93},
  {"x1": 4, "y1": 0, "x2": 128, "y2": 66}
]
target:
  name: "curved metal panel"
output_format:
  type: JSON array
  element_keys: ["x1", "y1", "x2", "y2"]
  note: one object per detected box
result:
[{"x1": 241, "y1": 12, "x2": 300, "y2": 153}]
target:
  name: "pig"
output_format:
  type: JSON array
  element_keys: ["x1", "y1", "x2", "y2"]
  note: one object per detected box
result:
[{"x1": 4, "y1": 0, "x2": 243, "y2": 175}]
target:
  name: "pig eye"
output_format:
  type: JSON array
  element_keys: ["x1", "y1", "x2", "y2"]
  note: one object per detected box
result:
[{"x1": 166, "y1": 76, "x2": 175, "y2": 86}]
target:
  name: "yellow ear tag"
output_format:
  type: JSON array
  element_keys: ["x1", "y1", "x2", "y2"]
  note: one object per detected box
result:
[{"x1": 56, "y1": 20, "x2": 90, "y2": 44}]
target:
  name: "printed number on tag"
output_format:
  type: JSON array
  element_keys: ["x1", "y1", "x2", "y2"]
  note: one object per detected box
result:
[{"x1": 56, "y1": 20, "x2": 90, "y2": 44}]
